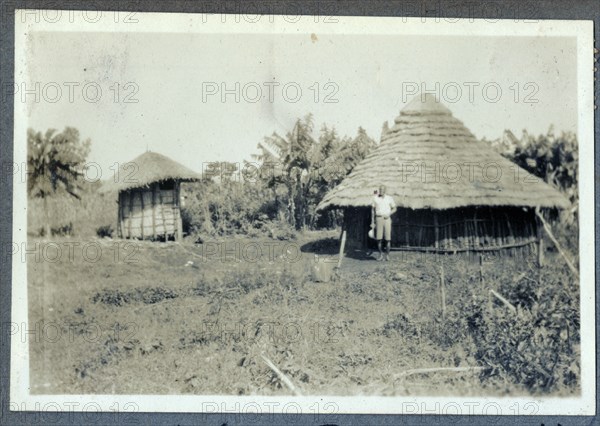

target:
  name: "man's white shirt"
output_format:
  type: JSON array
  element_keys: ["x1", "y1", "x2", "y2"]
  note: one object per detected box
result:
[{"x1": 372, "y1": 194, "x2": 396, "y2": 217}]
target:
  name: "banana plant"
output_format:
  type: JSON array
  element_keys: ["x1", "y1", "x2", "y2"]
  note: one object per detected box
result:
[{"x1": 27, "y1": 127, "x2": 91, "y2": 237}]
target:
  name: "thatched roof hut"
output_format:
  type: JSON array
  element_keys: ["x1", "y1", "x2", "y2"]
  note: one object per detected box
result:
[
  {"x1": 317, "y1": 95, "x2": 569, "y2": 253},
  {"x1": 102, "y1": 151, "x2": 201, "y2": 241}
]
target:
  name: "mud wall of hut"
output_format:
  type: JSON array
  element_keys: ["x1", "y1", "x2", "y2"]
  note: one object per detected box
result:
[
  {"x1": 344, "y1": 206, "x2": 539, "y2": 253},
  {"x1": 118, "y1": 180, "x2": 183, "y2": 240}
]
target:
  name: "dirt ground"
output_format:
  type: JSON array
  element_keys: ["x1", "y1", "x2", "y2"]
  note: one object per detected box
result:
[{"x1": 26, "y1": 231, "x2": 580, "y2": 396}]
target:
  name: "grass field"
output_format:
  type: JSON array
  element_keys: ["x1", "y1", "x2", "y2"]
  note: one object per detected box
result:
[{"x1": 27, "y1": 232, "x2": 580, "y2": 396}]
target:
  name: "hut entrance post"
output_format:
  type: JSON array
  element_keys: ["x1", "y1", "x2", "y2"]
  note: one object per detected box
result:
[{"x1": 337, "y1": 228, "x2": 347, "y2": 269}]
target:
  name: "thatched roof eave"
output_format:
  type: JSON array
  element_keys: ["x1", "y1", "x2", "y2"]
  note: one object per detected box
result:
[
  {"x1": 318, "y1": 197, "x2": 570, "y2": 212},
  {"x1": 98, "y1": 151, "x2": 202, "y2": 194},
  {"x1": 317, "y1": 95, "x2": 571, "y2": 213}
]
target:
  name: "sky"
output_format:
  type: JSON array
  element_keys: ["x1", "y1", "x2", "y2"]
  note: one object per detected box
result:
[{"x1": 23, "y1": 30, "x2": 578, "y2": 176}]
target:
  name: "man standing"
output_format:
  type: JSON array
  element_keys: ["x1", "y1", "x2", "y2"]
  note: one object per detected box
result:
[{"x1": 371, "y1": 185, "x2": 397, "y2": 261}]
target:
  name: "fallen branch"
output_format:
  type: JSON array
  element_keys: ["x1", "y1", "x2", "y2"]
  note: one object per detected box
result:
[
  {"x1": 489, "y1": 289, "x2": 517, "y2": 314},
  {"x1": 261, "y1": 354, "x2": 303, "y2": 396},
  {"x1": 394, "y1": 366, "x2": 490, "y2": 381},
  {"x1": 535, "y1": 208, "x2": 579, "y2": 279}
]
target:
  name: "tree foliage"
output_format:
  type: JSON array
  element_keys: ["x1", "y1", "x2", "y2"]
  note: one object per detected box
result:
[
  {"x1": 510, "y1": 128, "x2": 578, "y2": 206},
  {"x1": 27, "y1": 127, "x2": 91, "y2": 236},
  {"x1": 250, "y1": 115, "x2": 376, "y2": 230},
  {"x1": 27, "y1": 127, "x2": 91, "y2": 199},
  {"x1": 492, "y1": 127, "x2": 578, "y2": 205}
]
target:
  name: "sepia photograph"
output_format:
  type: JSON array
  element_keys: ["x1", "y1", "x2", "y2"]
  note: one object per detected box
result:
[{"x1": 9, "y1": 10, "x2": 595, "y2": 416}]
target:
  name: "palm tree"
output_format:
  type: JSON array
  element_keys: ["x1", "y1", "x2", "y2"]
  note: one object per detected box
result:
[{"x1": 27, "y1": 127, "x2": 90, "y2": 237}]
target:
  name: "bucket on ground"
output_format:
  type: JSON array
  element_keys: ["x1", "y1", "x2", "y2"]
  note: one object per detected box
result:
[{"x1": 311, "y1": 255, "x2": 337, "y2": 282}]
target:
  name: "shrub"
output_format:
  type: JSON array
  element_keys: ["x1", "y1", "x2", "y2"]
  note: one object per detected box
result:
[
  {"x1": 96, "y1": 224, "x2": 114, "y2": 238},
  {"x1": 35, "y1": 222, "x2": 74, "y2": 237},
  {"x1": 181, "y1": 180, "x2": 298, "y2": 241},
  {"x1": 468, "y1": 267, "x2": 579, "y2": 393}
]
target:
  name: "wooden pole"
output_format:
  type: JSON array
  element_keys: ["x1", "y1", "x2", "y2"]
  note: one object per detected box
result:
[
  {"x1": 468, "y1": 219, "x2": 475, "y2": 255},
  {"x1": 117, "y1": 192, "x2": 123, "y2": 238},
  {"x1": 529, "y1": 220, "x2": 536, "y2": 257},
  {"x1": 505, "y1": 213, "x2": 515, "y2": 256},
  {"x1": 127, "y1": 191, "x2": 133, "y2": 239},
  {"x1": 434, "y1": 212, "x2": 439, "y2": 249},
  {"x1": 176, "y1": 182, "x2": 183, "y2": 242},
  {"x1": 337, "y1": 230, "x2": 347, "y2": 269},
  {"x1": 479, "y1": 253, "x2": 484, "y2": 286},
  {"x1": 441, "y1": 222, "x2": 446, "y2": 249},
  {"x1": 499, "y1": 217, "x2": 506, "y2": 257},
  {"x1": 489, "y1": 289, "x2": 517, "y2": 314},
  {"x1": 536, "y1": 212, "x2": 544, "y2": 267},
  {"x1": 463, "y1": 217, "x2": 468, "y2": 250},
  {"x1": 473, "y1": 212, "x2": 480, "y2": 248},
  {"x1": 158, "y1": 188, "x2": 167, "y2": 240},
  {"x1": 472, "y1": 221, "x2": 478, "y2": 262},
  {"x1": 440, "y1": 258, "x2": 446, "y2": 320},
  {"x1": 535, "y1": 207, "x2": 579, "y2": 278},
  {"x1": 395, "y1": 366, "x2": 490, "y2": 381},
  {"x1": 140, "y1": 190, "x2": 145, "y2": 240},
  {"x1": 261, "y1": 354, "x2": 303, "y2": 396},
  {"x1": 152, "y1": 183, "x2": 157, "y2": 239}
]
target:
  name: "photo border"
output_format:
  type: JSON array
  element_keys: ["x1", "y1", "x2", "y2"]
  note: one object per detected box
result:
[{"x1": 1, "y1": 0, "x2": 597, "y2": 424}]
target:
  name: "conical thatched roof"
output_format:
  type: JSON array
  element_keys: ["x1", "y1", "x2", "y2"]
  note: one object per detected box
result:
[
  {"x1": 100, "y1": 151, "x2": 201, "y2": 193},
  {"x1": 318, "y1": 95, "x2": 570, "y2": 211}
]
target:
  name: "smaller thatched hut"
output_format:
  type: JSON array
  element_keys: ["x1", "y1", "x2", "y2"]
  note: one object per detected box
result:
[{"x1": 103, "y1": 152, "x2": 201, "y2": 241}]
